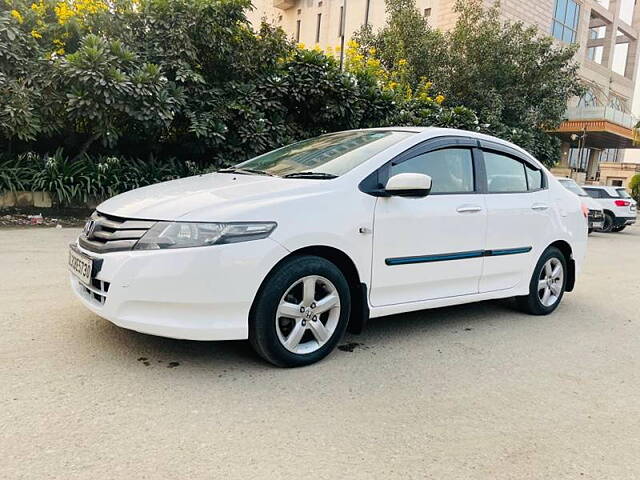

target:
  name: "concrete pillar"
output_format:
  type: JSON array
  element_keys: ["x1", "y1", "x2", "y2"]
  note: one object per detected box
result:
[
  {"x1": 586, "y1": 148, "x2": 600, "y2": 180},
  {"x1": 559, "y1": 141, "x2": 571, "y2": 167}
]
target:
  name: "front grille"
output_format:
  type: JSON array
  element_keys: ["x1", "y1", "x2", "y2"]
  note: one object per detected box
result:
[
  {"x1": 79, "y1": 211, "x2": 155, "y2": 253},
  {"x1": 588, "y1": 209, "x2": 604, "y2": 221}
]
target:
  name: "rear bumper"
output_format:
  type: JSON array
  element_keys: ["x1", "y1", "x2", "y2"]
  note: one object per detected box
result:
[
  {"x1": 614, "y1": 216, "x2": 636, "y2": 227},
  {"x1": 70, "y1": 238, "x2": 289, "y2": 340}
]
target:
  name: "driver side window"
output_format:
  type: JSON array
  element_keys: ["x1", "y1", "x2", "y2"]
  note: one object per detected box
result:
[{"x1": 390, "y1": 148, "x2": 475, "y2": 194}]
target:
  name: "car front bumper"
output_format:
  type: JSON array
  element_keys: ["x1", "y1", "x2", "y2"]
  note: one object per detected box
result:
[{"x1": 70, "y1": 238, "x2": 289, "y2": 340}]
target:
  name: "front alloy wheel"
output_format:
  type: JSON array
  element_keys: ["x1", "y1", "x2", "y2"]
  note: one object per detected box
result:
[
  {"x1": 249, "y1": 255, "x2": 351, "y2": 367},
  {"x1": 275, "y1": 275, "x2": 341, "y2": 354}
]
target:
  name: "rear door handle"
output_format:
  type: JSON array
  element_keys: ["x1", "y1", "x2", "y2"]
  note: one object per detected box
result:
[
  {"x1": 456, "y1": 204, "x2": 483, "y2": 213},
  {"x1": 531, "y1": 203, "x2": 549, "y2": 211}
]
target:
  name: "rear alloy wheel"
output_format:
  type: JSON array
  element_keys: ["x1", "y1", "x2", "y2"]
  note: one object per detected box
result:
[
  {"x1": 516, "y1": 247, "x2": 567, "y2": 315},
  {"x1": 249, "y1": 255, "x2": 351, "y2": 367},
  {"x1": 602, "y1": 212, "x2": 615, "y2": 233}
]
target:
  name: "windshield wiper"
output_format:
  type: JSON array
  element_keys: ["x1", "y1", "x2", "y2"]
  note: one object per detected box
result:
[
  {"x1": 282, "y1": 172, "x2": 338, "y2": 179},
  {"x1": 218, "y1": 168, "x2": 277, "y2": 177}
]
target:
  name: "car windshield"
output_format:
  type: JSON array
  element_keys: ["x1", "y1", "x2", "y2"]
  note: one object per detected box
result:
[
  {"x1": 616, "y1": 188, "x2": 631, "y2": 198},
  {"x1": 233, "y1": 130, "x2": 414, "y2": 178},
  {"x1": 559, "y1": 179, "x2": 588, "y2": 196}
]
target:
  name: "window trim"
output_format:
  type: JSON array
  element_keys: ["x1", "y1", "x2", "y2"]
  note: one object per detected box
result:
[
  {"x1": 359, "y1": 136, "x2": 483, "y2": 196},
  {"x1": 478, "y1": 140, "x2": 547, "y2": 194},
  {"x1": 359, "y1": 136, "x2": 547, "y2": 197}
]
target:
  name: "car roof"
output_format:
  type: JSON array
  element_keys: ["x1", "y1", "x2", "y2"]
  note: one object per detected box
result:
[{"x1": 358, "y1": 127, "x2": 539, "y2": 162}]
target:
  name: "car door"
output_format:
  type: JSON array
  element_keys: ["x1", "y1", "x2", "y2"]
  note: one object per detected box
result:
[
  {"x1": 478, "y1": 144, "x2": 551, "y2": 293},
  {"x1": 369, "y1": 138, "x2": 488, "y2": 307}
]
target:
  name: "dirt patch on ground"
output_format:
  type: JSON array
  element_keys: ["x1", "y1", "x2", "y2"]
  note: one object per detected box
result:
[{"x1": 0, "y1": 207, "x2": 91, "y2": 228}]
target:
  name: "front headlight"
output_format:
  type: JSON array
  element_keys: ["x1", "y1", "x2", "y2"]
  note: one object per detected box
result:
[{"x1": 134, "y1": 222, "x2": 277, "y2": 250}]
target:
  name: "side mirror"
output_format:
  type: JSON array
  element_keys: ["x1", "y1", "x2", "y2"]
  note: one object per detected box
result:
[{"x1": 385, "y1": 173, "x2": 432, "y2": 197}]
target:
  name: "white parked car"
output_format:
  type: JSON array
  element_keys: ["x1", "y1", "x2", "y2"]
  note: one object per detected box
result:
[
  {"x1": 69, "y1": 128, "x2": 587, "y2": 367},
  {"x1": 556, "y1": 177, "x2": 604, "y2": 233},
  {"x1": 582, "y1": 185, "x2": 637, "y2": 233}
]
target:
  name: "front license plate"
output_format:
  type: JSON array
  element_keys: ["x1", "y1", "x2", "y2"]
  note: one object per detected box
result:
[
  {"x1": 592, "y1": 221, "x2": 604, "y2": 229},
  {"x1": 69, "y1": 246, "x2": 93, "y2": 285}
]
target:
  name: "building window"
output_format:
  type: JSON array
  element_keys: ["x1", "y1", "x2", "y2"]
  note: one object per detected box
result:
[
  {"x1": 587, "y1": 46, "x2": 604, "y2": 64},
  {"x1": 316, "y1": 13, "x2": 322, "y2": 43},
  {"x1": 589, "y1": 25, "x2": 606, "y2": 39},
  {"x1": 296, "y1": 20, "x2": 301, "y2": 42},
  {"x1": 552, "y1": 0, "x2": 580, "y2": 43},
  {"x1": 424, "y1": 8, "x2": 431, "y2": 18}
]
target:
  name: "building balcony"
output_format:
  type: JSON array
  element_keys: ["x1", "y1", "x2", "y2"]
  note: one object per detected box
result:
[
  {"x1": 550, "y1": 106, "x2": 640, "y2": 149},
  {"x1": 565, "y1": 106, "x2": 636, "y2": 129},
  {"x1": 273, "y1": 0, "x2": 296, "y2": 9}
]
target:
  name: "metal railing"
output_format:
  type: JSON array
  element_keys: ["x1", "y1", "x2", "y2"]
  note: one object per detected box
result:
[{"x1": 565, "y1": 106, "x2": 638, "y2": 129}]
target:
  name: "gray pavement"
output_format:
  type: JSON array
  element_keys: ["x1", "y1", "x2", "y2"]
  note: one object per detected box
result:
[{"x1": 2, "y1": 226, "x2": 640, "y2": 479}]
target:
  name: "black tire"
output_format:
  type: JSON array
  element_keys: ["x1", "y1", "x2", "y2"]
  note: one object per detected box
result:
[
  {"x1": 612, "y1": 225, "x2": 626, "y2": 232},
  {"x1": 249, "y1": 255, "x2": 351, "y2": 367},
  {"x1": 515, "y1": 246, "x2": 567, "y2": 315},
  {"x1": 588, "y1": 228, "x2": 593, "y2": 235},
  {"x1": 602, "y1": 212, "x2": 615, "y2": 233}
]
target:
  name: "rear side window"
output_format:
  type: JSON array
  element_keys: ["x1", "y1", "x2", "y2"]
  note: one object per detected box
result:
[
  {"x1": 390, "y1": 148, "x2": 475, "y2": 194},
  {"x1": 525, "y1": 164, "x2": 543, "y2": 190},
  {"x1": 484, "y1": 151, "x2": 527, "y2": 193},
  {"x1": 584, "y1": 188, "x2": 602, "y2": 198},
  {"x1": 616, "y1": 188, "x2": 631, "y2": 198}
]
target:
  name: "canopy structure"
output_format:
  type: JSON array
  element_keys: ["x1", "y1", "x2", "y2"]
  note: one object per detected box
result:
[{"x1": 548, "y1": 107, "x2": 640, "y2": 149}]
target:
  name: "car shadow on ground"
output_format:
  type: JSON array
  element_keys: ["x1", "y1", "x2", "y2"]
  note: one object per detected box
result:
[{"x1": 81, "y1": 297, "x2": 532, "y2": 372}]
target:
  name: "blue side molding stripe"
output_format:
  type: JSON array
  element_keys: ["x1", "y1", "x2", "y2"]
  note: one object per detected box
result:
[
  {"x1": 385, "y1": 246, "x2": 532, "y2": 266},
  {"x1": 487, "y1": 247, "x2": 532, "y2": 256}
]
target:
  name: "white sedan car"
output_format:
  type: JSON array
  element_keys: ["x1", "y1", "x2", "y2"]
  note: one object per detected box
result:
[{"x1": 69, "y1": 128, "x2": 587, "y2": 367}]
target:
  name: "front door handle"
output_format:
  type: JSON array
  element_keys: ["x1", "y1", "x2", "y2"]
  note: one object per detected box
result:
[
  {"x1": 531, "y1": 203, "x2": 549, "y2": 211},
  {"x1": 456, "y1": 204, "x2": 483, "y2": 213}
]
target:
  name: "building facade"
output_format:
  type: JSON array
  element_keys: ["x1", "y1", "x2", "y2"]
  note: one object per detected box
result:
[{"x1": 248, "y1": 0, "x2": 640, "y2": 187}]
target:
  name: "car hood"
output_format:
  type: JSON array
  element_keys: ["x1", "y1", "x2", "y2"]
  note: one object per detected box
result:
[{"x1": 97, "y1": 173, "x2": 329, "y2": 221}]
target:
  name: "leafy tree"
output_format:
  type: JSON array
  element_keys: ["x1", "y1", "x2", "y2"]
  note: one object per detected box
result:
[
  {"x1": 629, "y1": 173, "x2": 640, "y2": 202},
  {"x1": 1, "y1": 0, "x2": 481, "y2": 177},
  {"x1": 353, "y1": 0, "x2": 448, "y2": 92},
  {"x1": 353, "y1": 0, "x2": 585, "y2": 165},
  {"x1": 56, "y1": 34, "x2": 176, "y2": 158}
]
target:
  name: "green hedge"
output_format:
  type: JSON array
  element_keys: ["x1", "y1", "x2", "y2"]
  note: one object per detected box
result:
[{"x1": 0, "y1": 150, "x2": 205, "y2": 205}]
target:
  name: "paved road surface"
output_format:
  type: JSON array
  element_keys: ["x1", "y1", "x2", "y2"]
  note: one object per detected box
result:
[{"x1": 2, "y1": 226, "x2": 640, "y2": 479}]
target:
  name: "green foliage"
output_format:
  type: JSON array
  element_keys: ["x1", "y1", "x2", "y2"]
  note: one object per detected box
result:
[
  {"x1": 353, "y1": 0, "x2": 448, "y2": 91},
  {"x1": 353, "y1": 0, "x2": 585, "y2": 165},
  {"x1": 0, "y1": 154, "x2": 34, "y2": 192},
  {"x1": 0, "y1": 150, "x2": 203, "y2": 205},
  {"x1": 0, "y1": 0, "x2": 583, "y2": 206},
  {"x1": 629, "y1": 173, "x2": 640, "y2": 202}
]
